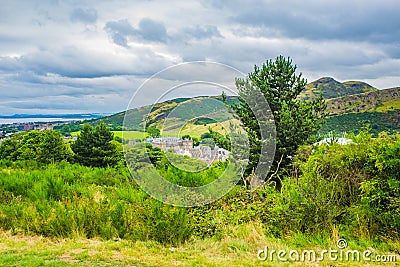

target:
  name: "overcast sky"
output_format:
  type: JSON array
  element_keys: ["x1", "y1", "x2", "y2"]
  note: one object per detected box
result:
[{"x1": 0, "y1": 0, "x2": 399, "y2": 115}]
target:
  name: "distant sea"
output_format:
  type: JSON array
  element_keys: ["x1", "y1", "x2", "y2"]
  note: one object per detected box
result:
[{"x1": 0, "y1": 118, "x2": 88, "y2": 125}]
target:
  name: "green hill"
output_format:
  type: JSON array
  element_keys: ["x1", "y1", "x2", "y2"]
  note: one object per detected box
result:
[
  {"x1": 56, "y1": 96, "x2": 235, "y2": 135},
  {"x1": 322, "y1": 86, "x2": 400, "y2": 135},
  {"x1": 55, "y1": 80, "x2": 400, "y2": 138},
  {"x1": 147, "y1": 96, "x2": 233, "y2": 131},
  {"x1": 300, "y1": 77, "x2": 377, "y2": 100}
]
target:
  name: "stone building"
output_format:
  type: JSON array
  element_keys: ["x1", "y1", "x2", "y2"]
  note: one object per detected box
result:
[
  {"x1": 146, "y1": 136, "x2": 230, "y2": 164},
  {"x1": 146, "y1": 137, "x2": 193, "y2": 152}
]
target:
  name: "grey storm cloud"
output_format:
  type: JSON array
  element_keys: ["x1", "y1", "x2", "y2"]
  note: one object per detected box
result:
[
  {"x1": 205, "y1": 0, "x2": 400, "y2": 44},
  {"x1": 137, "y1": 18, "x2": 168, "y2": 42},
  {"x1": 104, "y1": 18, "x2": 168, "y2": 47},
  {"x1": 104, "y1": 18, "x2": 223, "y2": 47},
  {"x1": 70, "y1": 8, "x2": 98, "y2": 24}
]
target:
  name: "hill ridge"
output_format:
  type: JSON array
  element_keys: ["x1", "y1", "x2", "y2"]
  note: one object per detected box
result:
[{"x1": 300, "y1": 77, "x2": 377, "y2": 100}]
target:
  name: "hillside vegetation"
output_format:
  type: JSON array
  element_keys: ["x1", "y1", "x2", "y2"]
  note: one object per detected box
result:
[
  {"x1": 321, "y1": 110, "x2": 400, "y2": 136},
  {"x1": 2, "y1": 90, "x2": 400, "y2": 266},
  {"x1": 326, "y1": 86, "x2": 400, "y2": 115},
  {"x1": 299, "y1": 77, "x2": 377, "y2": 100},
  {"x1": 3, "y1": 53, "x2": 399, "y2": 267}
]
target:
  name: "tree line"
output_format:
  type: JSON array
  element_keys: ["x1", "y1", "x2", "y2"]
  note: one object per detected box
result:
[{"x1": 0, "y1": 121, "x2": 121, "y2": 167}]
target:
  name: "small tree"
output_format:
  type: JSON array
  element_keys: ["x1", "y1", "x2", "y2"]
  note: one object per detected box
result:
[
  {"x1": 71, "y1": 122, "x2": 120, "y2": 167},
  {"x1": 0, "y1": 133, "x2": 22, "y2": 161},
  {"x1": 0, "y1": 130, "x2": 71, "y2": 164},
  {"x1": 40, "y1": 130, "x2": 73, "y2": 163},
  {"x1": 146, "y1": 126, "x2": 161, "y2": 138},
  {"x1": 230, "y1": 56, "x2": 327, "y2": 184}
]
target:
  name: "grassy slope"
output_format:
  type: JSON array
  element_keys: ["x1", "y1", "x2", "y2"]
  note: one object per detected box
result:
[
  {"x1": 321, "y1": 87, "x2": 400, "y2": 135},
  {"x1": 71, "y1": 131, "x2": 146, "y2": 139},
  {"x1": 326, "y1": 87, "x2": 400, "y2": 115},
  {"x1": 374, "y1": 98, "x2": 400, "y2": 112},
  {"x1": 162, "y1": 119, "x2": 238, "y2": 138},
  {"x1": 92, "y1": 96, "x2": 231, "y2": 132},
  {"x1": 1, "y1": 226, "x2": 398, "y2": 267},
  {"x1": 110, "y1": 119, "x2": 238, "y2": 140}
]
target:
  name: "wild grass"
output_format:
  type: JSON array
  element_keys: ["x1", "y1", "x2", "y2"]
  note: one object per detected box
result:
[
  {"x1": 0, "y1": 223, "x2": 398, "y2": 266},
  {"x1": 0, "y1": 163, "x2": 191, "y2": 245}
]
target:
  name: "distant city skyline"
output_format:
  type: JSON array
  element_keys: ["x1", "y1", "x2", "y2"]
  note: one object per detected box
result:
[{"x1": 1, "y1": 0, "x2": 399, "y2": 115}]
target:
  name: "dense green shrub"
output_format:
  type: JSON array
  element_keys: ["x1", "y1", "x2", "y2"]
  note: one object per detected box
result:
[
  {"x1": 188, "y1": 131, "x2": 400, "y2": 241},
  {"x1": 0, "y1": 130, "x2": 72, "y2": 164},
  {"x1": 271, "y1": 131, "x2": 400, "y2": 239},
  {"x1": 188, "y1": 186, "x2": 277, "y2": 239},
  {"x1": 320, "y1": 111, "x2": 400, "y2": 136},
  {"x1": 0, "y1": 163, "x2": 191, "y2": 246}
]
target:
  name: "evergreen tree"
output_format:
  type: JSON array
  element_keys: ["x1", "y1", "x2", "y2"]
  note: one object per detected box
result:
[
  {"x1": 39, "y1": 130, "x2": 72, "y2": 163},
  {"x1": 146, "y1": 126, "x2": 160, "y2": 138},
  {"x1": 71, "y1": 122, "x2": 120, "y2": 167},
  {"x1": 230, "y1": 56, "x2": 327, "y2": 183}
]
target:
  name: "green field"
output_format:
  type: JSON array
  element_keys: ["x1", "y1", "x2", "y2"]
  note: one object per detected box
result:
[
  {"x1": 72, "y1": 131, "x2": 147, "y2": 140},
  {"x1": 162, "y1": 119, "x2": 239, "y2": 139},
  {"x1": 112, "y1": 130, "x2": 146, "y2": 140}
]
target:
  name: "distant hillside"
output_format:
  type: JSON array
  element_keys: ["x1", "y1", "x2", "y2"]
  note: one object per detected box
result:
[
  {"x1": 320, "y1": 110, "x2": 400, "y2": 136},
  {"x1": 321, "y1": 86, "x2": 400, "y2": 135},
  {"x1": 77, "y1": 98, "x2": 192, "y2": 131},
  {"x1": 327, "y1": 87, "x2": 400, "y2": 115},
  {"x1": 55, "y1": 79, "x2": 400, "y2": 138},
  {"x1": 55, "y1": 96, "x2": 235, "y2": 134},
  {"x1": 299, "y1": 77, "x2": 377, "y2": 100}
]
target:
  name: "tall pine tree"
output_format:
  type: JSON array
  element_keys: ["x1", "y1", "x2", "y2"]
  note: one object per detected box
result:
[{"x1": 231, "y1": 56, "x2": 327, "y2": 184}]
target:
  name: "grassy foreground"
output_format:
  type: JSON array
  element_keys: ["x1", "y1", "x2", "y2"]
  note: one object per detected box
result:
[{"x1": 1, "y1": 223, "x2": 398, "y2": 267}]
